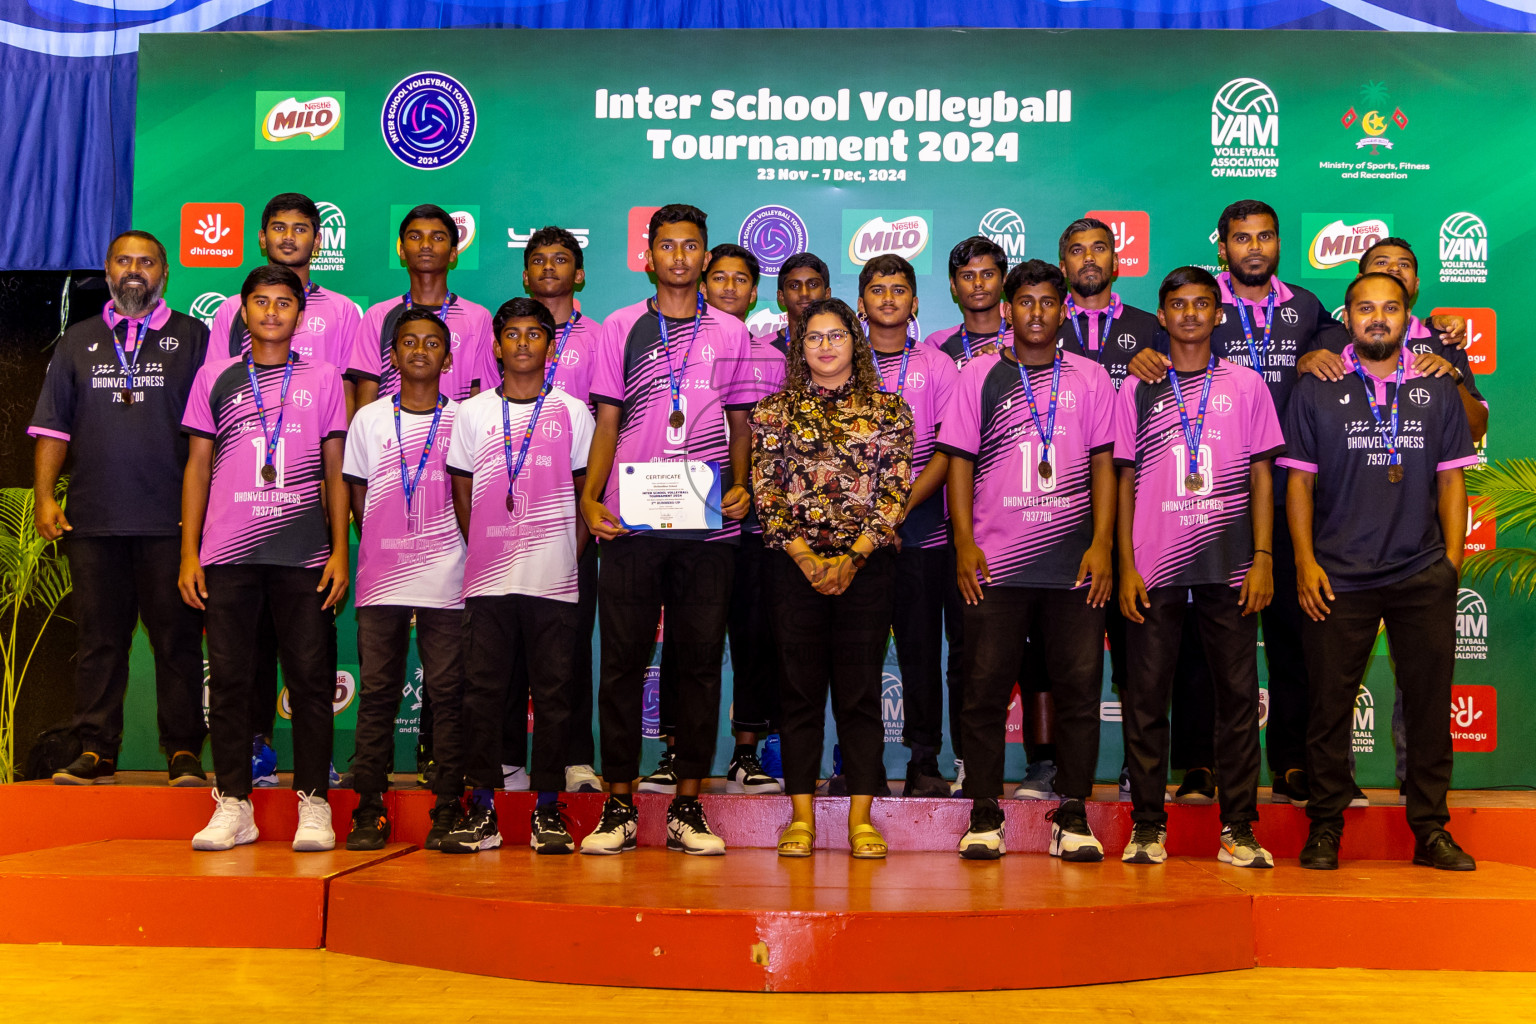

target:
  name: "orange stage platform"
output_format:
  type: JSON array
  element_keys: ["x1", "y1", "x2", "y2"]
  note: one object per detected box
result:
[{"x1": 3, "y1": 777, "x2": 1534, "y2": 989}]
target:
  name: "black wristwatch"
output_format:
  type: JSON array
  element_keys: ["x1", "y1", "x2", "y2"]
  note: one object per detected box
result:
[{"x1": 1450, "y1": 366, "x2": 1465, "y2": 385}]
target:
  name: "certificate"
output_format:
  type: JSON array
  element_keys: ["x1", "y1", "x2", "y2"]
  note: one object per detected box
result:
[{"x1": 618, "y1": 461, "x2": 723, "y2": 531}]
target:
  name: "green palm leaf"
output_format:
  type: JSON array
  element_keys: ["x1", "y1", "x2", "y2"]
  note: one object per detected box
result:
[
  {"x1": 1464, "y1": 547, "x2": 1536, "y2": 599},
  {"x1": 1467, "y1": 460, "x2": 1536, "y2": 534}
]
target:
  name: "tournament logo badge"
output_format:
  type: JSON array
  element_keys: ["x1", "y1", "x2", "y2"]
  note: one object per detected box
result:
[
  {"x1": 256, "y1": 93, "x2": 344, "y2": 150},
  {"x1": 843, "y1": 210, "x2": 932, "y2": 274},
  {"x1": 381, "y1": 71, "x2": 477, "y2": 170},
  {"x1": 189, "y1": 291, "x2": 228, "y2": 329},
  {"x1": 1209, "y1": 78, "x2": 1279, "y2": 179},
  {"x1": 977, "y1": 208, "x2": 1026, "y2": 266},
  {"x1": 739, "y1": 205, "x2": 809, "y2": 277},
  {"x1": 313, "y1": 201, "x2": 347, "y2": 272},
  {"x1": 1302, "y1": 214, "x2": 1393, "y2": 278},
  {"x1": 1439, "y1": 213, "x2": 1488, "y2": 284}
]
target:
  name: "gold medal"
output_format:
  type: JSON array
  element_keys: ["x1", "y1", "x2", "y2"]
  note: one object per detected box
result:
[
  {"x1": 122, "y1": 388, "x2": 134, "y2": 406},
  {"x1": 1388, "y1": 464, "x2": 1403, "y2": 484},
  {"x1": 1038, "y1": 460, "x2": 1053, "y2": 481},
  {"x1": 260, "y1": 464, "x2": 277, "y2": 484},
  {"x1": 669, "y1": 409, "x2": 685, "y2": 430},
  {"x1": 1185, "y1": 472, "x2": 1205, "y2": 491}
]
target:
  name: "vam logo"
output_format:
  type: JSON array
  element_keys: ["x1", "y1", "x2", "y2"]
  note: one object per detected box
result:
[
  {"x1": 1210, "y1": 78, "x2": 1279, "y2": 178},
  {"x1": 843, "y1": 210, "x2": 932, "y2": 274},
  {"x1": 881, "y1": 671, "x2": 904, "y2": 743},
  {"x1": 978, "y1": 208, "x2": 1026, "y2": 266},
  {"x1": 1352, "y1": 684, "x2": 1375, "y2": 753},
  {"x1": 190, "y1": 291, "x2": 228, "y2": 329},
  {"x1": 1455, "y1": 587, "x2": 1489, "y2": 660},
  {"x1": 314, "y1": 201, "x2": 347, "y2": 272},
  {"x1": 257, "y1": 93, "x2": 344, "y2": 149},
  {"x1": 1439, "y1": 213, "x2": 1488, "y2": 284}
]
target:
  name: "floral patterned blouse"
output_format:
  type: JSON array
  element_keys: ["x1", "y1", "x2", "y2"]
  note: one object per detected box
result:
[{"x1": 751, "y1": 380, "x2": 915, "y2": 554}]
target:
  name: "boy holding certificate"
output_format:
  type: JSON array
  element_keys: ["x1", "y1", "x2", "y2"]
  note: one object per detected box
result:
[{"x1": 580, "y1": 204, "x2": 754, "y2": 856}]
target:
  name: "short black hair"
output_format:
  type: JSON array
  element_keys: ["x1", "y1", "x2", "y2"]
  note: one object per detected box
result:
[
  {"x1": 1217, "y1": 200, "x2": 1279, "y2": 243},
  {"x1": 1357, "y1": 236, "x2": 1417, "y2": 273},
  {"x1": 522, "y1": 225, "x2": 584, "y2": 271},
  {"x1": 262, "y1": 193, "x2": 321, "y2": 234},
  {"x1": 706, "y1": 243, "x2": 761, "y2": 287},
  {"x1": 779, "y1": 251, "x2": 829, "y2": 284},
  {"x1": 948, "y1": 235, "x2": 1008, "y2": 279},
  {"x1": 1002, "y1": 259, "x2": 1066, "y2": 302},
  {"x1": 1057, "y1": 217, "x2": 1116, "y2": 261},
  {"x1": 392, "y1": 308, "x2": 448, "y2": 349},
  {"x1": 492, "y1": 296, "x2": 556, "y2": 340},
  {"x1": 240, "y1": 264, "x2": 307, "y2": 311},
  {"x1": 398, "y1": 204, "x2": 459, "y2": 249},
  {"x1": 108, "y1": 229, "x2": 167, "y2": 268},
  {"x1": 1344, "y1": 271, "x2": 1410, "y2": 309},
  {"x1": 1158, "y1": 265, "x2": 1221, "y2": 307},
  {"x1": 648, "y1": 204, "x2": 708, "y2": 249},
  {"x1": 858, "y1": 253, "x2": 916, "y2": 294}
]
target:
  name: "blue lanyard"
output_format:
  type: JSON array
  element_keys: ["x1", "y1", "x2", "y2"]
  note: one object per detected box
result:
[
  {"x1": 1167, "y1": 356, "x2": 1218, "y2": 488},
  {"x1": 872, "y1": 320, "x2": 917, "y2": 398},
  {"x1": 1229, "y1": 278, "x2": 1277, "y2": 373},
  {"x1": 244, "y1": 352, "x2": 297, "y2": 481},
  {"x1": 1065, "y1": 296, "x2": 1117, "y2": 365},
  {"x1": 500, "y1": 322, "x2": 574, "y2": 509},
  {"x1": 403, "y1": 293, "x2": 454, "y2": 320},
  {"x1": 1015, "y1": 350, "x2": 1063, "y2": 478},
  {"x1": 958, "y1": 324, "x2": 1008, "y2": 363},
  {"x1": 393, "y1": 393, "x2": 447, "y2": 513},
  {"x1": 656, "y1": 293, "x2": 704, "y2": 425},
  {"x1": 1352, "y1": 355, "x2": 1404, "y2": 476},
  {"x1": 111, "y1": 318, "x2": 148, "y2": 404}
]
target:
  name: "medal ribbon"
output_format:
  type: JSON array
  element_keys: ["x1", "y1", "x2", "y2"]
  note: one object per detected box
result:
[
  {"x1": 872, "y1": 319, "x2": 918, "y2": 398},
  {"x1": 1227, "y1": 274, "x2": 1277, "y2": 375},
  {"x1": 1166, "y1": 356, "x2": 1218, "y2": 486},
  {"x1": 244, "y1": 352, "x2": 297, "y2": 479},
  {"x1": 1064, "y1": 294, "x2": 1121, "y2": 365},
  {"x1": 959, "y1": 323, "x2": 1009, "y2": 363},
  {"x1": 111, "y1": 318, "x2": 148, "y2": 397},
  {"x1": 501, "y1": 320, "x2": 574, "y2": 503},
  {"x1": 393, "y1": 393, "x2": 447, "y2": 514},
  {"x1": 402, "y1": 293, "x2": 454, "y2": 320},
  {"x1": 655, "y1": 293, "x2": 704, "y2": 422},
  {"x1": 1015, "y1": 349, "x2": 1063, "y2": 469},
  {"x1": 1352, "y1": 354, "x2": 1404, "y2": 471}
]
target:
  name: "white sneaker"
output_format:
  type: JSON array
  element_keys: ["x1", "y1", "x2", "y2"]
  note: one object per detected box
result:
[
  {"x1": 1047, "y1": 800, "x2": 1104, "y2": 862},
  {"x1": 665, "y1": 799, "x2": 726, "y2": 855},
  {"x1": 564, "y1": 764, "x2": 604, "y2": 793},
  {"x1": 949, "y1": 759, "x2": 966, "y2": 797},
  {"x1": 725, "y1": 751, "x2": 783, "y2": 795},
  {"x1": 501, "y1": 765, "x2": 530, "y2": 792},
  {"x1": 1218, "y1": 823, "x2": 1275, "y2": 869},
  {"x1": 292, "y1": 791, "x2": 335, "y2": 852},
  {"x1": 580, "y1": 797, "x2": 638, "y2": 855},
  {"x1": 959, "y1": 801, "x2": 1006, "y2": 860},
  {"x1": 192, "y1": 790, "x2": 259, "y2": 851},
  {"x1": 1122, "y1": 823, "x2": 1169, "y2": 865}
]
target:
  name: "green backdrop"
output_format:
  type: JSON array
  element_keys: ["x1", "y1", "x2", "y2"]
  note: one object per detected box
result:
[{"x1": 120, "y1": 28, "x2": 1535, "y2": 787}]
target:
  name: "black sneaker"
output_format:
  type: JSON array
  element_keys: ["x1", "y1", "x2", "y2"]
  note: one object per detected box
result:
[
  {"x1": 1047, "y1": 799, "x2": 1103, "y2": 862},
  {"x1": 530, "y1": 802, "x2": 575, "y2": 855},
  {"x1": 580, "y1": 797, "x2": 639, "y2": 855},
  {"x1": 1173, "y1": 767, "x2": 1216, "y2": 805},
  {"x1": 440, "y1": 801, "x2": 502, "y2": 854},
  {"x1": 1271, "y1": 768, "x2": 1311, "y2": 806},
  {"x1": 1413, "y1": 829, "x2": 1476, "y2": 871},
  {"x1": 958, "y1": 799, "x2": 1007, "y2": 860},
  {"x1": 167, "y1": 750, "x2": 209, "y2": 788},
  {"x1": 726, "y1": 751, "x2": 782, "y2": 795},
  {"x1": 638, "y1": 751, "x2": 679, "y2": 794},
  {"x1": 53, "y1": 752, "x2": 116, "y2": 785},
  {"x1": 346, "y1": 800, "x2": 391, "y2": 851},
  {"x1": 903, "y1": 758, "x2": 951, "y2": 798},
  {"x1": 424, "y1": 798, "x2": 461, "y2": 851},
  {"x1": 1300, "y1": 824, "x2": 1341, "y2": 870},
  {"x1": 1348, "y1": 784, "x2": 1370, "y2": 809},
  {"x1": 666, "y1": 798, "x2": 726, "y2": 855}
]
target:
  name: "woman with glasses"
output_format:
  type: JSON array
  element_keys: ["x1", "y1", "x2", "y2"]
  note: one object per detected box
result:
[{"x1": 751, "y1": 297, "x2": 915, "y2": 859}]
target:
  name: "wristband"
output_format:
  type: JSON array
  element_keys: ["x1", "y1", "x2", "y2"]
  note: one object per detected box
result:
[
  {"x1": 850, "y1": 551, "x2": 868, "y2": 569},
  {"x1": 1253, "y1": 549, "x2": 1272, "y2": 557}
]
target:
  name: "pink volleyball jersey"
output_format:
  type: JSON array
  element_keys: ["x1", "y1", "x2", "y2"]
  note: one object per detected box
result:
[
  {"x1": 342, "y1": 396, "x2": 466, "y2": 609},
  {"x1": 924, "y1": 322, "x2": 1011, "y2": 371},
  {"x1": 547, "y1": 311, "x2": 603, "y2": 407},
  {"x1": 1113, "y1": 357, "x2": 1286, "y2": 590},
  {"x1": 182, "y1": 356, "x2": 348, "y2": 568},
  {"x1": 589, "y1": 298, "x2": 755, "y2": 543},
  {"x1": 445, "y1": 387, "x2": 594, "y2": 602},
  {"x1": 207, "y1": 285, "x2": 360, "y2": 369},
  {"x1": 937, "y1": 350, "x2": 1117, "y2": 588},
  {"x1": 872, "y1": 340, "x2": 959, "y2": 549},
  {"x1": 346, "y1": 294, "x2": 495, "y2": 402}
]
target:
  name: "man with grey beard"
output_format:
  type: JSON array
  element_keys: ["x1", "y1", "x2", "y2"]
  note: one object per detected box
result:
[{"x1": 30, "y1": 230, "x2": 213, "y2": 786}]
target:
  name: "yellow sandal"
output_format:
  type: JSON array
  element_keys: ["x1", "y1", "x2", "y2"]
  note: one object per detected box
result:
[
  {"x1": 777, "y1": 821, "x2": 816, "y2": 858},
  {"x1": 849, "y1": 823, "x2": 888, "y2": 860}
]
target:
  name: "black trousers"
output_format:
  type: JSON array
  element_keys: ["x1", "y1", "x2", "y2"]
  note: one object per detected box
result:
[
  {"x1": 769, "y1": 549, "x2": 895, "y2": 796},
  {"x1": 1170, "y1": 604, "x2": 1216, "y2": 770},
  {"x1": 64, "y1": 535, "x2": 206, "y2": 759},
  {"x1": 1124, "y1": 585, "x2": 1261, "y2": 826},
  {"x1": 960, "y1": 586, "x2": 1105, "y2": 802},
  {"x1": 727, "y1": 530, "x2": 780, "y2": 733},
  {"x1": 893, "y1": 544, "x2": 951, "y2": 756},
  {"x1": 465, "y1": 593, "x2": 578, "y2": 793},
  {"x1": 598, "y1": 537, "x2": 733, "y2": 783},
  {"x1": 204, "y1": 564, "x2": 336, "y2": 798},
  {"x1": 1303, "y1": 558, "x2": 1456, "y2": 837},
  {"x1": 249, "y1": 600, "x2": 280, "y2": 738},
  {"x1": 501, "y1": 541, "x2": 598, "y2": 767},
  {"x1": 941, "y1": 549, "x2": 966, "y2": 760},
  {"x1": 352, "y1": 605, "x2": 465, "y2": 799}
]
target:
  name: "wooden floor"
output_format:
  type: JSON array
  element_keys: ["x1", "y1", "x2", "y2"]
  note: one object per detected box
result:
[{"x1": 3, "y1": 945, "x2": 1534, "y2": 1022}]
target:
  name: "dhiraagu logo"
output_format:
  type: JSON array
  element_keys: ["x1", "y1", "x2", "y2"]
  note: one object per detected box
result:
[{"x1": 255, "y1": 92, "x2": 345, "y2": 150}]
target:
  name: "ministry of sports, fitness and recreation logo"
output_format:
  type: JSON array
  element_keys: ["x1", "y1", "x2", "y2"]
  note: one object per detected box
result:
[
  {"x1": 1439, "y1": 212, "x2": 1488, "y2": 284},
  {"x1": 1455, "y1": 588, "x2": 1489, "y2": 661},
  {"x1": 1352, "y1": 684, "x2": 1374, "y2": 753},
  {"x1": 1303, "y1": 214, "x2": 1393, "y2": 277},
  {"x1": 312, "y1": 201, "x2": 347, "y2": 272},
  {"x1": 978, "y1": 208, "x2": 1026, "y2": 266},
  {"x1": 738, "y1": 206, "x2": 808, "y2": 277},
  {"x1": 842, "y1": 210, "x2": 932, "y2": 274},
  {"x1": 381, "y1": 71, "x2": 477, "y2": 170},
  {"x1": 189, "y1": 291, "x2": 227, "y2": 329},
  {"x1": 255, "y1": 92, "x2": 344, "y2": 150},
  {"x1": 1209, "y1": 77, "x2": 1279, "y2": 179},
  {"x1": 1341, "y1": 81, "x2": 1408, "y2": 152}
]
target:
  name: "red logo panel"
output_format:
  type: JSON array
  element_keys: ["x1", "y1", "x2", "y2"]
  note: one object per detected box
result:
[
  {"x1": 180, "y1": 202, "x2": 244, "y2": 268},
  {"x1": 1465, "y1": 496, "x2": 1496, "y2": 557},
  {"x1": 627, "y1": 206, "x2": 662, "y2": 272},
  {"x1": 1450, "y1": 685, "x2": 1497, "y2": 752},
  {"x1": 1430, "y1": 307, "x2": 1496, "y2": 374},
  {"x1": 1085, "y1": 209, "x2": 1150, "y2": 278}
]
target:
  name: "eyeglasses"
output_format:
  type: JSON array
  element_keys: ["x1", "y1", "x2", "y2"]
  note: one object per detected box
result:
[{"x1": 803, "y1": 330, "x2": 852, "y2": 349}]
